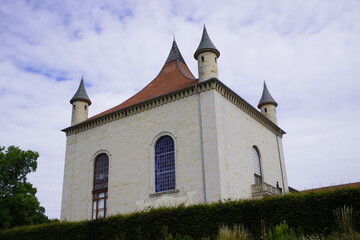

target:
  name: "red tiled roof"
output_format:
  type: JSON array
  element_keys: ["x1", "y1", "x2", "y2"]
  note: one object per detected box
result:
[
  {"x1": 301, "y1": 182, "x2": 360, "y2": 193},
  {"x1": 87, "y1": 58, "x2": 197, "y2": 121}
]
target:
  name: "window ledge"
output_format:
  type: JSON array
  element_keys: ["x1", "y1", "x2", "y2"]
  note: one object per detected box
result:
[{"x1": 149, "y1": 189, "x2": 180, "y2": 198}]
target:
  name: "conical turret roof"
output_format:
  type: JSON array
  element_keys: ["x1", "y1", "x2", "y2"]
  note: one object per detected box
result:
[
  {"x1": 194, "y1": 25, "x2": 220, "y2": 59},
  {"x1": 258, "y1": 82, "x2": 278, "y2": 108},
  {"x1": 165, "y1": 40, "x2": 186, "y2": 64},
  {"x1": 70, "y1": 77, "x2": 92, "y2": 105}
]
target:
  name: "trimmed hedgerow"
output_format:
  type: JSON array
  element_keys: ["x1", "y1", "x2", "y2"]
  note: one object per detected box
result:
[
  {"x1": 0, "y1": 220, "x2": 89, "y2": 240},
  {"x1": 0, "y1": 187, "x2": 359, "y2": 240}
]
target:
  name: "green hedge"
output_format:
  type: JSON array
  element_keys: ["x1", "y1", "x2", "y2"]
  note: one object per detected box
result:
[{"x1": 1, "y1": 187, "x2": 359, "y2": 240}]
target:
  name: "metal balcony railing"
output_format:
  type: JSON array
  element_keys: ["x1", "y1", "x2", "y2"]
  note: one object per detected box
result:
[{"x1": 251, "y1": 182, "x2": 282, "y2": 198}]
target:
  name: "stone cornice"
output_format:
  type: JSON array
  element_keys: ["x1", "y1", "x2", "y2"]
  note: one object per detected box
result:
[
  {"x1": 208, "y1": 79, "x2": 286, "y2": 137},
  {"x1": 62, "y1": 79, "x2": 285, "y2": 137}
]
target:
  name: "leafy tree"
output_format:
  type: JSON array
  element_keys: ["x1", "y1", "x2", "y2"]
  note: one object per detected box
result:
[{"x1": 0, "y1": 145, "x2": 49, "y2": 229}]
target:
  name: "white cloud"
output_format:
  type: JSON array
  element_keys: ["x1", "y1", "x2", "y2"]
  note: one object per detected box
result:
[{"x1": 0, "y1": 0, "x2": 359, "y2": 218}]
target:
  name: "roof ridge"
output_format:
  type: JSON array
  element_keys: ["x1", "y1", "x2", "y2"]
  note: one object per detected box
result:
[{"x1": 176, "y1": 60, "x2": 196, "y2": 80}]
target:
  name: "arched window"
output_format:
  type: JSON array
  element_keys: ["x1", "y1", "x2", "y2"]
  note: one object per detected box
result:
[
  {"x1": 155, "y1": 136, "x2": 175, "y2": 192},
  {"x1": 92, "y1": 153, "x2": 109, "y2": 219},
  {"x1": 251, "y1": 146, "x2": 262, "y2": 184}
]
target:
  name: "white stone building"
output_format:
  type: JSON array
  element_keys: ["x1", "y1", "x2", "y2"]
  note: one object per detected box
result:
[{"x1": 61, "y1": 27, "x2": 289, "y2": 221}]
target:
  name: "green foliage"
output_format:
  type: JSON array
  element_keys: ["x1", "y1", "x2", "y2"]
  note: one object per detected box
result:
[
  {"x1": 334, "y1": 205, "x2": 357, "y2": 235},
  {"x1": 166, "y1": 233, "x2": 194, "y2": 240},
  {"x1": 0, "y1": 187, "x2": 359, "y2": 240},
  {"x1": 332, "y1": 205, "x2": 360, "y2": 240},
  {"x1": 0, "y1": 146, "x2": 48, "y2": 229},
  {"x1": 261, "y1": 221, "x2": 297, "y2": 240},
  {"x1": 217, "y1": 225, "x2": 252, "y2": 240}
]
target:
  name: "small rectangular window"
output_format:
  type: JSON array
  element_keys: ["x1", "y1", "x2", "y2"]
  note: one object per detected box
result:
[
  {"x1": 201, "y1": 56, "x2": 204, "y2": 62},
  {"x1": 254, "y1": 174, "x2": 262, "y2": 184}
]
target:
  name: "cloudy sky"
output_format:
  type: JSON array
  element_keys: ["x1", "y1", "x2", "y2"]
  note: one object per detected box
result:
[{"x1": 1, "y1": 0, "x2": 359, "y2": 219}]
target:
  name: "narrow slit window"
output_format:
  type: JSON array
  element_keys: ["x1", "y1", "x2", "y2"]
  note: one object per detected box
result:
[
  {"x1": 92, "y1": 153, "x2": 109, "y2": 219},
  {"x1": 251, "y1": 146, "x2": 262, "y2": 184},
  {"x1": 201, "y1": 56, "x2": 204, "y2": 62}
]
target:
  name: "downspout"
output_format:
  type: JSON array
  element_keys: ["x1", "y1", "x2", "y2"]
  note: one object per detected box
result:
[
  {"x1": 68, "y1": 133, "x2": 77, "y2": 220},
  {"x1": 276, "y1": 132, "x2": 285, "y2": 193},
  {"x1": 195, "y1": 84, "x2": 207, "y2": 203}
]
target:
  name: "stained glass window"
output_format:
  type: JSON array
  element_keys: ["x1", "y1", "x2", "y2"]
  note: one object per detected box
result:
[
  {"x1": 94, "y1": 154, "x2": 109, "y2": 191},
  {"x1": 92, "y1": 153, "x2": 109, "y2": 219},
  {"x1": 155, "y1": 136, "x2": 175, "y2": 192}
]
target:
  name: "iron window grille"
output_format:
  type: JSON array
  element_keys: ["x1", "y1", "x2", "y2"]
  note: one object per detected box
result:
[{"x1": 155, "y1": 136, "x2": 175, "y2": 192}]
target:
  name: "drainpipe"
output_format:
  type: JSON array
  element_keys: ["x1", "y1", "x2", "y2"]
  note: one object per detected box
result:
[
  {"x1": 195, "y1": 84, "x2": 207, "y2": 203},
  {"x1": 276, "y1": 133, "x2": 285, "y2": 193}
]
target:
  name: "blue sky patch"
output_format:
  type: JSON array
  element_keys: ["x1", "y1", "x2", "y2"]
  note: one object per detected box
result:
[{"x1": 23, "y1": 64, "x2": 69, "y2": 82}]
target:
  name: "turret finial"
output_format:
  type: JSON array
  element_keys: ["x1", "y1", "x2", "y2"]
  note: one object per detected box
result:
[
  {"x1": 70, "y1": 77, "x2": 91, "y2": 105},
  {"x1": 258, "y1": 81, "x2": 278, "y2": 109},
  {"x1": 194, "y1": 25, "x2": 220, "y2": 59},
  {"x1": 70, "y1": 77, "x2": 92, "y2": 125},
  {"x1": 258, "y1": 81, "x2": 278, "y2": 124},
  {"x1": 165, "y1": 40, "x2": 186, "y2": 64},
  {"x1": 194, "y1": 26, "x2": 220, "y2": 81}
]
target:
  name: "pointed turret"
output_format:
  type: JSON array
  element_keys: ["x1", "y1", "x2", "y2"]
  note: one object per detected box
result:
[
  {"x1": 165, "y1": 40, "x2": 186, "y2": 64},
  {"x1": 194, "y1": 26, "x2": 220, "y2": 59},
  {"x1": 194, "y1": 26, "x2": 220, "y2": 82},
  {"x1": 70, "y1": 77, "x2": 91, "y2": 105},
  {"x1": 258, "y1": 82, "x2": 278, "y2": 124},
  {"x1": 70, "y1": 77, "x2": 91, "y2": 125}
]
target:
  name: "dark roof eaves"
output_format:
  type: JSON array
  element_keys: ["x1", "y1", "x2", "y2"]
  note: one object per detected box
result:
[
  {"x1": 194, "y1": 48, "x2": 220, "y2": 59},
  {"x1": 258, "y1": 101, "x2": 278, "y2": 109},
  {"x1": 70, "y1": 97, "x2": 91, "y2": 105}
]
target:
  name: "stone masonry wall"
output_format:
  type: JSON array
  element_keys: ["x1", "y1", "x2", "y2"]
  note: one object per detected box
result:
[
  {"x1": 61, "y1": 95, "x2": 206, "y2": 221},
  {"x1": 61, "y1": 85, "x2": 288, "y2": 221},
  {"x1": 213, "y1": 90, "x2": 288, "y2": 200}
]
